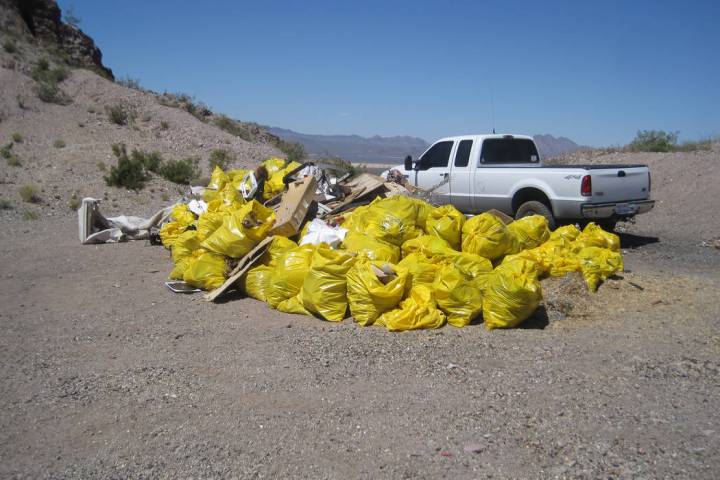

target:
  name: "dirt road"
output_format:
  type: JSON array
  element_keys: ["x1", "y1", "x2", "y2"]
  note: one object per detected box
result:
[{"x1": 1, "y1": 209, "x2": 719, "y2": 479}]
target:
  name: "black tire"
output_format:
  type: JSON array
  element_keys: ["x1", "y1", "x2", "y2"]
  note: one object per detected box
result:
[{"x1": 515, "y1": 200, "x2": 556, "y2": 230}]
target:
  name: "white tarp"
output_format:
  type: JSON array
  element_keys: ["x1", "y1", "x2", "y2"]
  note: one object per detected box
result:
[{"x1": 78, "y1": 198, "x2": 174, "y2": 244}]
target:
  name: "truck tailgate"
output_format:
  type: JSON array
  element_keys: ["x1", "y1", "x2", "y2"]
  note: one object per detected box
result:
[{"x1": 589, "y1": 166, "x2": 649, "y2": 203}]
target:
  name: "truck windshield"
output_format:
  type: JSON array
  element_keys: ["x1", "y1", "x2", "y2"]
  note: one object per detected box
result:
[{"x1": 480, "y1": 138, "x2": 539, "y2": 165}]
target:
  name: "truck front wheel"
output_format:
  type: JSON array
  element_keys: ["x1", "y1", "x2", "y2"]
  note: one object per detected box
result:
[{"x1": 515, "y1": 200, "x2": 556, "y2": 230}]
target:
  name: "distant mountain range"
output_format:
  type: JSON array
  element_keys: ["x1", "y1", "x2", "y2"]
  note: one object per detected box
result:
[{"x1": 266, "y1": 127, "x2": 587, "y2": 163}]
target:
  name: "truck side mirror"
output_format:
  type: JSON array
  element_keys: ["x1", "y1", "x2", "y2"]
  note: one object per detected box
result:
[{"x1": 404, "y1": 155, "x2": 413, "y2": 171}]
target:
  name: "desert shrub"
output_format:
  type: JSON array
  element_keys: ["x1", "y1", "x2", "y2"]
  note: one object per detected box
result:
[
  {"x1": 161, "y1": 193, "x2": 169, "y2": 202},
  {"x1": 53, "y1": 139, "x2": 66, "y2": 148},
  {"x1": 214, "y1": 115, "x2": 253, "y2": 141},
  {"x1": 208, "y1": 148, "x2": 234, "y2": 170},
  {"x1": 159, "y1": 157, "x2": 200, "y2": 184},
  {"x1": 96, "y1": 161, "x2": 106, "y2": 171},
  {"x1": 64, "y1": 5, "x2": 82, "y2": 27},
  {"x1": 116, "y1": 76, "x2": 142, "y2": 90},
  {"x1": 160, "y1": 120, "x2": 169, "y2": 130},
  {"x1": 12, "y1": 133, "x2": 23, "y2": 143},
  {"x1": 7, "y1": 155, "x2": 21, "y2": 167},
  {"x1": 16, "y1": 95, "x2": 25, "y2": 109},
  {"x1": 1, "y1": 142, "x2": 12, "y2": 159},
  {"x1": 22, "y1": 210, "x2": 39, "y2": 221},
  {"x1": 628, "y1": 130, "x2": 678, "y2": 152},
  {"x1": 19, "y1": 184, "x2": 41, "y2": 203},
  {"x1": 31, "y1": 59, "x2": 68, "y2": 84},
  {"x1": 34, "y1": 82, "x2": 70, "y2": 105},
  {"x1": 68, "y1": 192, "x2": 80, "y2": 210},
  {"x1": 674, "y1": 139, "x2": 714, "y2": 152},
  {"x1": 106, "y1": 103, "x2": 134, "y2": 125},
  {"x1": 135, "y1": 150, "x2": 163, "y2": 173},
  {"x1": 0, "y1": 199, "x2": 12, "y2": 210},
  {"x1": 3, "y1": 39, "x2": 17, "y2": 53},
  {"x1": 277, "y1": 139, "x2": 307, "y2": 163},
  {"x1": 104, "y1": 144, "x2": 149, "y2": 190}
]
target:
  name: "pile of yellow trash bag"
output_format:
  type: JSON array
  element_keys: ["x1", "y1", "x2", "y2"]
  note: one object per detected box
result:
[{"x1": 160, "y1": 168, "x2": 623, "y2": 331}]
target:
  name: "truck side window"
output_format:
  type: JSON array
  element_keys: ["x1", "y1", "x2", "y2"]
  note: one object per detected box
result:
[
  {"x1": 480, "y1": 138, "x2": 539, "y2": 164},
  {"x1": 418, "y1": 141, "x2": 453, "y2": 170},
  {"x1": 454, "y1": 139, "x2": 473, "y2": 167}
]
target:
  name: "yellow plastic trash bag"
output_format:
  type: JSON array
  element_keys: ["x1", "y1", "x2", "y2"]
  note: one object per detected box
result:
[
  {"x1": 452, "y1": 252, "x2": 494, "y2": 291},
  {"x1": 261, "y1": 157, "x2": 287, "y2": 176},
  {"x1": 276, "y1": 293, "x2": 310, "y2": 315},
  {"x1": 201, "y1": 200, "x2": 275, "y2": 258},
  {"x1": 397, "y1": 252, "x2": 440, "y2": 293},
  {"x1": 508, "y1": 215, "x2": 550, "y2": 253},
  {"x1": 159, "y1": 221, "x2": 186, "y2": 249},
  {"x1": 549, "y1": 224, "x2": 581, "y2": 243},
  {"x1": 196, "y1": 211, "x2": 224, "y2": 241},
  {"x1": 342, "y1": 231, "x2": 400, "y2": 263},
  {"x1": 432, "y1": 264, "x2": 484, "y2": 328},
  {"x1": 483, "y1": 258, "x2": 542, "y2": 330},
  {"x1": 169, "y1": 255, "x2": 194, "y2": 280},
  {"x1": 461, "y1": 212, "x2": 514, "y2": 261},
  {"x1": 576, "y1": 246, "x2": 624, "y2": 291},
  {"x1": 266, "y1": 244, "x2": 315, "y2": 308},
  {"x1": 372, "y1": 195, "x2": 431, "y2": 229},
  {"x1": 171, "y1": 230, "x2": 202, "y2": 263},
  {"x1": 401, "y1": 235, "x2": 458, "y2": 261},
  {"x1": 207, "y1": 165, "x2": 230, "y2": 190},
  {"x1": 171, "y1": 203, "x2": 196, "y2": 228},
  {"x1": 346, "y1": 259, "x2": 408, "y2": 326},
  {"x1": 228, "y1": 168, "x2": 250, "y2": 189},
  {"x1": 573, "y1": 222, "x2": 621, "y2": 252},
  {"x1": 425, "y1": 204, "x2": 465, "y2": 250},
  {"x1": 260, "y1": 236, "x2": 298, "y2": 266},
  {"x1": 240, "y1": 265, "x2": 274, "y2": 302},
  {"x1": 262, "y1": 159, "x2": 301, "y2": 200},
  {"x1": 183, "y1": 251, "x2": 227, "y2": 291},
  {"x1": 376, "y1": 285, "x2": 446, "y2": 332},
  {"x1": 362, "y1": 203, "x2": 423, "y2": 247},
  {"x1": 301, "y1": 246, "x2": 357, "y2": 321}
]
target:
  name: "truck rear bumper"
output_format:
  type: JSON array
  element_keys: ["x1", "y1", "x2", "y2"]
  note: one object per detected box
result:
[{"x1": 581, "y1": 200, "x2": 655, "y2": 219}]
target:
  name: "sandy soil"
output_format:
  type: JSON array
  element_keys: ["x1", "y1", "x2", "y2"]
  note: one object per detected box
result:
[{"x1": 2, "y1": 34, "x2": 720, "y2": 479}]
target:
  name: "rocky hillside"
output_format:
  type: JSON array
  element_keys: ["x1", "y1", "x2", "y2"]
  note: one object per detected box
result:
[{"x1": 0, "y1": 0, "x2": 289, "y2": 219}]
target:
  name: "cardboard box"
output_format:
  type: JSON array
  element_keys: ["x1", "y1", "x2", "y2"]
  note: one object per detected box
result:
[{"x1": 270, "y1": 176, "x2": 317, "y2": 237}]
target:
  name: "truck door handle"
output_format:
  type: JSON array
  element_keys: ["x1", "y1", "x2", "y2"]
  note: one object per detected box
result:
[{"x1": 440, "y1": 173, "x2": 449, "y2": 178}]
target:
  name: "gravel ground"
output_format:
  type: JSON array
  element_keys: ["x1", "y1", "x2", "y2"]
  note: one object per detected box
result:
[{"x1": 0, "y1": 208, "x2": 718, "y2": 479}]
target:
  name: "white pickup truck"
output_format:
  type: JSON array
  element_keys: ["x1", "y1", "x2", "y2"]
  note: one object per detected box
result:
[{"x1": 388, "y1": 134, "x2": 654, "y2": 229}]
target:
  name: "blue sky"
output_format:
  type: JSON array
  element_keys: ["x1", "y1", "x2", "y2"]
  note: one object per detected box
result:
[{"x1": 59, "y1": 0, "x2": 719, "y2": 146}]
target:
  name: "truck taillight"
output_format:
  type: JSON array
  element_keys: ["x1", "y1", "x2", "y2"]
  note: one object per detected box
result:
[{"x1": 581, "y1": 175, "x2": 592, "y2": 197}]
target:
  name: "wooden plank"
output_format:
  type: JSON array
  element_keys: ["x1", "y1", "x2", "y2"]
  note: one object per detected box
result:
[{"x1": 204, "y1": 236, "x2": 274, "y2": 302}]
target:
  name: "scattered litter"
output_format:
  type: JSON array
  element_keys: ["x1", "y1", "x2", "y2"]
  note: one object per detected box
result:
[
  {"x1": 78, "y1": 197, "x2": 173, "y2": 244},
  {"x1": 165, "y1": 281, "x2": 202, "y2": 294}
]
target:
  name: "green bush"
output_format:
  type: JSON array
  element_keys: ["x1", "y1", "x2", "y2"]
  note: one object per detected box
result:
[
  {"x1": 1, "y1": 143, "x2": 12, "y2": 159},
  {"x1": 22, "y1": 210, "x2": 39, "y2": 221},
  {"x1": 135, "y1": 150, "x2": 163, "y2": 173},
  {"x1": 53, "y1": 139, "x2": 66, "y2": 149},
  {"x1": 628, "y1": 130, "x2": 678, "y2": 152},
  {"x1": 7, "y1": 155, "x2": 21, "y2": 167},
  {"x1": 0, "y1": 199, "x2": 12, "y2": 210},
  {"x1": 160, "y1": 120, "x2": 169, "y2": 130},
  {"x1": 96, "y1": 161, "x2": 106, "y2": 171},
  {"x1": 277, "y1": 139, "x2": 307, "y2": 163},
  {"x1": 116, "y1": 76, "x2": 142, "y2": 90},
  {"x1": 31, "y1": 59, "x2": 68, "y2": 84},
  {"x1": 34, "y1": 82, "x2": 71, "y2": 105},
  {"x1": 214, "y1": 115, "x2": 253, "y2": 141},
  {"x1": 3, "y1": 39, "x2": 17, "y2": 53},
  {"x1": 104, "y1": 144, "x2": 149, "y2": 190},
  {"x1": 106, "y1": 103, "x2": 133, "y2": 125},
  {"x1": 12, "y1": 133, "x2": 23, "y2": 143},
  {"x1": 159, "y1": 157, "x2": 201, "y2": 184},
  {"x1": 19, "y1": 184, "x2": 41, "y2": 203},
  {"x1": 68, "y1": 192, "x2": 81, "y2": 211},
  {"x1": 208, "y1": 149, "x2": 234, "y2": 171}
]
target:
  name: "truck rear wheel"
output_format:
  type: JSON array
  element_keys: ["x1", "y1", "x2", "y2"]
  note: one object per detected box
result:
[{"x1": 515, "y1": 200, "x2": 556, "y2": 230}]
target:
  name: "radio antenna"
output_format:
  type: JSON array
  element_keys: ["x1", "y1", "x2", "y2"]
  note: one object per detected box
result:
[{"x1": 490, "y1": 83, "x2": 496, "y2": 134}]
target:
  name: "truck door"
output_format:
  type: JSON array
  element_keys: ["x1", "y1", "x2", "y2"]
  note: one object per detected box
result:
[
  {"x1": 412, "y1": 140, "x2": 453, "y2": 204},
  {"x1": 449, "y1": 139, "x2": 474, "y2": 211}
]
